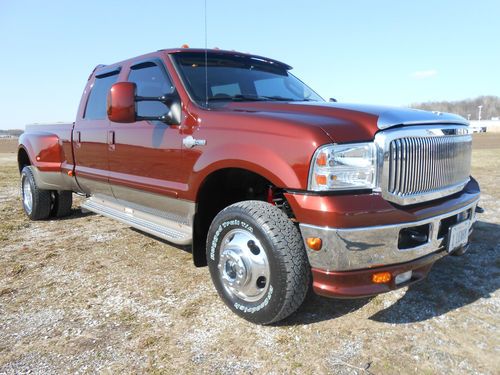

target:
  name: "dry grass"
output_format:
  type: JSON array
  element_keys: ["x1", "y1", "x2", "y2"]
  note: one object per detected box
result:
[
  {"x1": 0, "y1": 134, "x2": 498, "y2": 374},
  {"x1": 0, "y1": 139, "x2": 18, "y2": 154}
]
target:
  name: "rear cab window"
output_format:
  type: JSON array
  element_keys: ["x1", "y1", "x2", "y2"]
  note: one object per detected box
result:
[{"x1": 84, "y1": 70, "x2": 120, "y2": 120}]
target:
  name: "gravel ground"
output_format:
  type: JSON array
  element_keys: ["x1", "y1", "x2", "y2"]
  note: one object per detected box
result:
[{"x1": 0, "y1": 134, "x2": 499, "y2": 374}]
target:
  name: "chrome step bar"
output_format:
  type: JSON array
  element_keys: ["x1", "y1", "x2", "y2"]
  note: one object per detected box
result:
[{"x1": 81, "y1": 196, "x2": 192, "y2": 245}]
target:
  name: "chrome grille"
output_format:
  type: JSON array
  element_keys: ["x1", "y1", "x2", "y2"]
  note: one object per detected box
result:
[
  {"x1": 387, "y1": 134, "x2": 471, "y2": 203},
  {"x1": 375, "y1": 126, "x2": 473, "y2": 205}
]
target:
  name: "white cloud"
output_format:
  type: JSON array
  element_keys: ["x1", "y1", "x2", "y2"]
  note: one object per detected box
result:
[{"x1": 411, "y1": 69, "x2": 438, "y2": 79}]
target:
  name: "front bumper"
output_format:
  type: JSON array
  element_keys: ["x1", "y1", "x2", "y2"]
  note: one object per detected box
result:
[
  {"x1": 311, "y1": 250, "x2": 447, "y2": 298},
  {"x1": 299, "y1": 197, "x2": 479, "y2": 272}
]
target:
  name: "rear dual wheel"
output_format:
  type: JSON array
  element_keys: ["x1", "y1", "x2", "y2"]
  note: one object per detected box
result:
[
  {"x1": 207, "y1": 200, "x2": 310, "y2": 325},
  {"x1": 21, "y1": 166, "x2": 73, "y2": 220}
]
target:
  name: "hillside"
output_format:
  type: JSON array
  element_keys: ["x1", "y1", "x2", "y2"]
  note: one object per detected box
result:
[{"x1": 411, "y1": 96, "x2": 500, "y2": 120}]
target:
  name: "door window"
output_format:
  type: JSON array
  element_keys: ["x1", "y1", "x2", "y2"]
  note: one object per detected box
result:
[{"x1": 128, "y1": 62, "x2": 175, "y2": 117}]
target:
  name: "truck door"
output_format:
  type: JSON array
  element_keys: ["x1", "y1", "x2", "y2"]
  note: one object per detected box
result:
[
  {"x1": 108, "y1": 60, "x2": 187, "y2": 213},
  {"x1": 73, "y1": 68, "x2": 120, "y2": 198}
]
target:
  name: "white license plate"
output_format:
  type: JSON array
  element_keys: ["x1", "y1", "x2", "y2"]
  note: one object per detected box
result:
[{"x1": 447, "y1": 220, "x2": 470, "y2": 253}]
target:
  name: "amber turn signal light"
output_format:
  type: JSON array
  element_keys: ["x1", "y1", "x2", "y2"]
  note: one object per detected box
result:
[
  {"x1": 315, "y1": 174, "x2": 327, "y2": 185},
  {"x1": 306, "y1": 237, "x2": 322, "y2": 251},
  {"x1": 316, "y1": 152, "x2": 327, "y2": 166},
  {"x1": 372, "y1": 272, "x2": 392, "y2": 284}
]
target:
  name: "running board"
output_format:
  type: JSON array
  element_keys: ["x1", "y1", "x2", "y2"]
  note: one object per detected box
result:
[{"x1": 81, "y1": 196, "x2": 192, "y2": 245}]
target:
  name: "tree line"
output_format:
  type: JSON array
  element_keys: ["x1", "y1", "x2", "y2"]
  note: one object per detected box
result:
[
  {"x1": 411, "y1": 96, "x2": 500, "y2": 120},
  {"x1": 0, "y1": 129, "x2": 23, "y2": 137}
]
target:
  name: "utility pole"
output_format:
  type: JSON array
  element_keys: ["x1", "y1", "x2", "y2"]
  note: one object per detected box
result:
[{"x1": 478, "y1": 105, "x2": 483, "y2": 121}]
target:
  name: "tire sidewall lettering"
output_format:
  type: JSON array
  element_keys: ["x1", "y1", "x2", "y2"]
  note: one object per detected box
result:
[
  {"x1": 210, "y1": 219, "x2": 253, "y2": 260},
  {"x1": 234, "y1": 285, "x2": 273, "y2": 314}
]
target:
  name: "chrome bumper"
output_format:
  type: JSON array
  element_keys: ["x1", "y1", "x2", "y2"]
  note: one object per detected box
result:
[{"x1": 299, "y1": 198, "x2": 479, "y2": 271}]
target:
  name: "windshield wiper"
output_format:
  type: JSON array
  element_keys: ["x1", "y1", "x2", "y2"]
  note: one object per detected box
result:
[
  {"x1": 207, "y1": 94, "x2": 267, "y2": 102},
  {"x1": 260, "y1": 96, "x2": 319, "y2": 102},
  {"x1": 206, "y1": 94, "x2": 319, "y2": 103},
  {"x1": 260, "y1": 95, "x2": 295, "y2": 101}
]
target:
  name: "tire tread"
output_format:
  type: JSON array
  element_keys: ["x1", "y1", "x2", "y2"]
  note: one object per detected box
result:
[{"x1": 51, "y1": 190, "x2": 73, "y2": 218}]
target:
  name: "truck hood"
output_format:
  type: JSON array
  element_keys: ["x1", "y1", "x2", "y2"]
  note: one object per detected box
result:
[{"x1": 219, "y1": 101, "x2": 468, "y2": 143}]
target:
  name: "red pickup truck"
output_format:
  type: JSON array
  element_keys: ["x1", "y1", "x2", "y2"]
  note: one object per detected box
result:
[{"x1": 18, "y1": 48, "x2": 480, "y2": 324}]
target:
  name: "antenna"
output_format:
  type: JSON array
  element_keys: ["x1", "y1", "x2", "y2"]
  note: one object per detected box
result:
[{"x1": 204, "y1": 0, "x2": 208, "y2": 108}]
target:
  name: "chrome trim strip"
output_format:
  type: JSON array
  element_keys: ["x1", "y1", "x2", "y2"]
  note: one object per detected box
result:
[
  {"x1": 299, "y1": 197, "x2": 479, "y2": 271},
  {"x1": 378, "y1": 118, "x2": 469, "y2": 130},
  {"x1": 110, "y1": 184, "x2": 195, "y2": 227}
]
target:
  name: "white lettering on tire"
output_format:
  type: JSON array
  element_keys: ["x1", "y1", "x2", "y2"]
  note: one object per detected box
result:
[
  {"x1": 210, "y1": 219, "x2": 254, "y2": 260},
  {"x1": 234, "y1": 286, "x2": 273, "y2": 314}
]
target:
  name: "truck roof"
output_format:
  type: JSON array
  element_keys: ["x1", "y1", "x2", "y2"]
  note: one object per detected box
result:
[
  {"x1": 161, "y1": 48, "x2": 292, "y2": 69},
  {"x1": 94, "y1": 48, "x2": 292, "y2": 74}
]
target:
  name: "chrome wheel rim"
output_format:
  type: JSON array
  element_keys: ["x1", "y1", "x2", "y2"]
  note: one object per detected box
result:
[
  {"x1": 22, "y1": 177, "x2": 33, "y2": 214},
  {"x1": 218, "y1": 229, "x2": 270, "y2": 302}
]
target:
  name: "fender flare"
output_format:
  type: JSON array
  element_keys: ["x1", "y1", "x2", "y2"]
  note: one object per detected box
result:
[
  {"x1": 18, "y1": 131, "x2": 64, "y2": 172},
  {"x1": 190, "y1": 143, "x2": 303, "y2": 196}
]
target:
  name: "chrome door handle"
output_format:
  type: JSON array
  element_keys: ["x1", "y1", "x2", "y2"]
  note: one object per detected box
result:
[
  {"x1": 74, "y1": 131, "x2": 81, "y2": 148},
  {"x1": 183, "y1": 136, "x2": 206, "y2": 148},
  {"x1": 108, "y1": 130, "x2": 116, "y2": 151},
  {"x1": 108, "y1": 130, "x2": 115, "y2": 145}
]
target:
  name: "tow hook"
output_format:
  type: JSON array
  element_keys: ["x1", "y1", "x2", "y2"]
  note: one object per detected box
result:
[
  {"x1": 475, "y1": 206, "x2": 485, "y2": 214},
  {"x1": 407, "y1": 230, "x2": 428, "y2": 243}
]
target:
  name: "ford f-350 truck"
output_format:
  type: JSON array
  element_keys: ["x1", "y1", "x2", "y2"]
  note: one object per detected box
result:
[{"x1": 18, "y1": 48, "x2": 481, "y2": 324}]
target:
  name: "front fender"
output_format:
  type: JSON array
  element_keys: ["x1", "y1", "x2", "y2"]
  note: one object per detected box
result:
[{"x1": 190, "y1": 143, "x2": 304, "y2": 193}]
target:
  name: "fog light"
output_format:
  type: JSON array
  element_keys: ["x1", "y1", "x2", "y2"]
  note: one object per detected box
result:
[
  {"x1": 306, "y1": 237, "x2": 322, "y2": 251},
  {"x1": 395, "y1": 270, "x2": 412, "y2": 285},
  {"x1": 372, "y1": 272, "x2": 392, "y2": 284}
]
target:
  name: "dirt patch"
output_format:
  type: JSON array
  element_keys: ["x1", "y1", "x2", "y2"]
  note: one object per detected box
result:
[
  {"x1": 0, "y1": 135, "x2": 499, "y2": 374},
  {"x1": 472, "y1": 132, "x2": 500, "y2": 150}
]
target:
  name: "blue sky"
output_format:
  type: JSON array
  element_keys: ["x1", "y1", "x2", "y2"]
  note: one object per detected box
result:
[{"x1": 0, "y1": 0, "x2": 498, "y2": 129}]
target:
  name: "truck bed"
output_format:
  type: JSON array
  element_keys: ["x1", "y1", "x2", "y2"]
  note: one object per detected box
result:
[{"x1": 20, "y1": 122, "x2": 75, "y2": 172}]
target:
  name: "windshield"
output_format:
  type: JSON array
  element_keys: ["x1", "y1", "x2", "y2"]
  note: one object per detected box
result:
[{"x1": 172, "y1": 52, "x2": 324, "y2": 106}]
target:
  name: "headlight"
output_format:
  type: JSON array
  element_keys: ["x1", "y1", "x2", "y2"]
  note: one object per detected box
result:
[{"x1": 308, "y1": 142, "x2": 377, "y2": 191}]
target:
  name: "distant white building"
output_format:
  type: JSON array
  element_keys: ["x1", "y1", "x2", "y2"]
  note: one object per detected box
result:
[{"x1": 470, "y1": 120, "x2": 500, "y2": 133}]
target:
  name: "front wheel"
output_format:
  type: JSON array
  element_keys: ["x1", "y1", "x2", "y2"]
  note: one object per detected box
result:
[{"x1": 206, "y1": 201, "x2": 310, "y2": 324}]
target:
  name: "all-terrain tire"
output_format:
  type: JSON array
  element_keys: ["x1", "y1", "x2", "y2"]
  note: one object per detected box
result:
[
  {"x1": 206, "y1": 200, "x2": 310, "y2": 325},
  {"x1": 51, "y1": 190, "x2": 73, "y2": 218},
  {"x1": 21, "y1": 166, "x2": 52, "y2": 220}
]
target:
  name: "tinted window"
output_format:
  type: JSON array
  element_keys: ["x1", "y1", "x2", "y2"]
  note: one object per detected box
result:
[
  {"x1": 84, "y1": 72, "x2": 119, "y2": 120},
  {"x1": 128, "y1": 62, "x2": 174, "y2": 117},
  {"x1": 211, "y1": 83, "x2": 241, "y2": 97}
]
